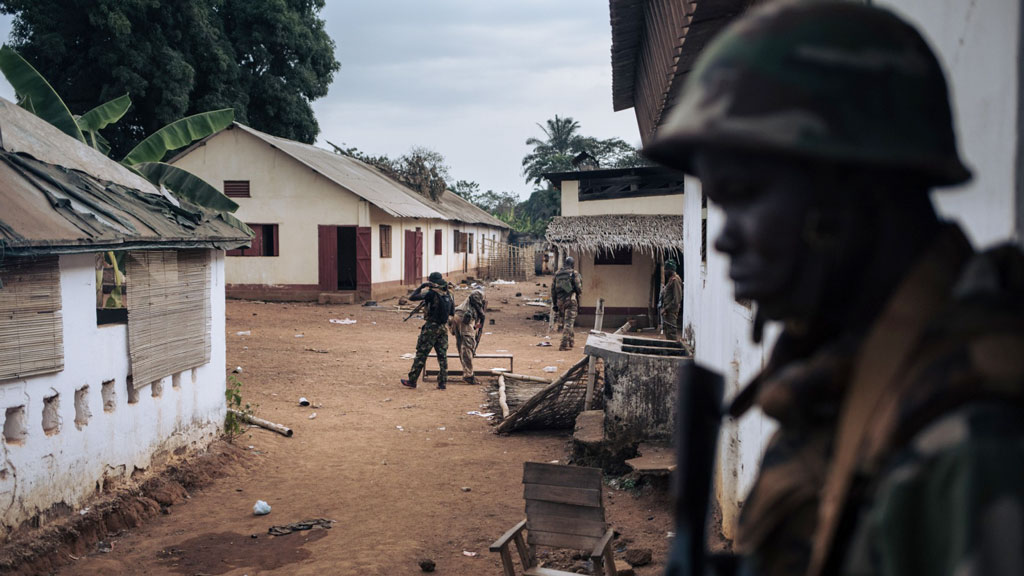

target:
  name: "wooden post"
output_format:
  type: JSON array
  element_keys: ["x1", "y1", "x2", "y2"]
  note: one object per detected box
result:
[
  {"x1": 498, "y1": 374, "x2": 510, "y2": 419},
  {"x1": 584, "y1": 298, "x2": 605, "y2": 411},
  {"x1": 595, "y1": 298, "x2": 605, "y2": 332}
]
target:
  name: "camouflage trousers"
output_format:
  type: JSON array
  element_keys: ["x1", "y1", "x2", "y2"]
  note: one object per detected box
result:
[
  {"x1": 408, "y1": 321, "x2": 449, "y2": 385},
  {"x1": 453, "y1": 324, "x2": 478, "y2": 383},
  {"x1": 663, "y1": 310, "x2": 680, "y2": 341},
  {"x1": 557, "y1": 296, "x2": 578, "y2": 350}
]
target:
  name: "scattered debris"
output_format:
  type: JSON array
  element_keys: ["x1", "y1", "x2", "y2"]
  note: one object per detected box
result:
[
  {"x1": 299, "y1": 398, "x2": 311, "y2": 406},
  {"x1": 624, "y1": 548, "x2": 653, "y2": 567},
  {"x1": 438, "y1": 427, "x2": 446, "y2": 431},
  {"x1": 78, "y1": 507, "x2": 90, "y2": 516},
  {"x1": 460, "y1": 486, "x2": 471, "y2": 492},
  {"x1": 229, "y1": 409, "x2": 293, "y2": 437},
  {"x1": 537, "y1": 342, "x2": 552, "y2": 347},
  {"x1": 329, "y1": 318, "x2": 357, "y2": 325},
  {"x1": 419, "y1": 558, "x2": 436, "y2": 572},
  {"x1": 294, "y1": 334, "x2": 304, "y2": 338},
  {"x1": 401, "y1": 353, "x2": 415, "y2": 359},
  {"x1": 253, "y1": 500, "x2": 271, "y2": 516},
  {"x1": 236, "y1": 331, "x2": 251, "y2": 336},
  {"x1": 484, "y1": 332, "x2": 493, "y2": 335},
  {"x1": 308, "y1": 412, "x2": 317, "y2": 420},
  {"x1": 515, "y1": 292, "x2": 522, "y2": 297},
  {"x1": 543, "y1": 366, "x2": 558, "y2": 373},
  {"x1": 462, "y1": 550, "x2": 478, "y2": 557},
  {"x1": 233, "y1": 366, "x2": 243, "y2": 374},
  {"x1": 467, "y1": 411, "x2": 495, "y2": 418},
  {"x1": 362, "y1": 300, "x2": 378, "y2": 307},
  {"x1": 267, "y1": 518, "x2": 334, "y2": 536},
  {"x1": 396, "y1": 425, "x2": 404, "y2": 431},
  {"x1": 304, "y1": 348, "x2": 329, "y2": 354},
  {"x1": 490, "y1": 279, "x2": 516, "y2": 285}
]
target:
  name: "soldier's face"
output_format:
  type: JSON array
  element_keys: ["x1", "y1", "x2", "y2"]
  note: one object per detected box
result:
[{"x1": 694, "y1": 151, "x2": 812, "y2": 317}]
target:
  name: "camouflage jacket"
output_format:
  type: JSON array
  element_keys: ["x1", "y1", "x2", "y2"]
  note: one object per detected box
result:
[
  {"x1": 734, "y1": 225, "x2": 1024, "y2": 576},
  {"x1": 551, "y1": 266, "x2": 582, "y2": 302},
  {"x1": 661, "y1": 274, "x2": 682, "y2": 315}
]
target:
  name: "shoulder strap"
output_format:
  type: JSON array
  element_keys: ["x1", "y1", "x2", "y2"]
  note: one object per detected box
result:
[{"x1": 806, "y1": 230, "x2": 971, "y2": 576}]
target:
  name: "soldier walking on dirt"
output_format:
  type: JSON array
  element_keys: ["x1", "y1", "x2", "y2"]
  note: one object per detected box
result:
[
  {"x1": 645, "y1": 2, "x2": 1024, "y2": 575},
  {"x1": 401, "y1": 272, "x2": 454, "y2": 390},
  {"x1": 551, "y1": 256, "x2": 582, "y2": 351},
  {"x1": 451, "y1": 289, "x2": 486, "y2": 385},
  {"x1": 660, "y1": 260, "x2": 682, "y2": 341}
]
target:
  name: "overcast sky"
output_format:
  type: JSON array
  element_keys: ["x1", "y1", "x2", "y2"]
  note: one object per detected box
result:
[{"x1": 0, "y1": 1, "x2": 641, "y2": 199}]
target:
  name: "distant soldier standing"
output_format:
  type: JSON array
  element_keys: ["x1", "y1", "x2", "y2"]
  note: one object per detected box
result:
[
  {"x1": 551, "y1": 256, "x2": 582, "y2": 351},
  {"x1": 451, "y1": 289, "x2": 486, "y2": 385},
  {"x1": 660, "y1": 260, "x2": 682, "y2": 341},
  {"x1": 401, "y1": 272, "x2": 454, "y2": 390}
]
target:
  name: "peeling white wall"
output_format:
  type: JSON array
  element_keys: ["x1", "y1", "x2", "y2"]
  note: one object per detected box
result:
[
  {"x1": 879, "y1": 0, "x2": 1022, "y2": 247},
  {"x1": 0, "y1": 251, "x2": 227, "y2": 536}
]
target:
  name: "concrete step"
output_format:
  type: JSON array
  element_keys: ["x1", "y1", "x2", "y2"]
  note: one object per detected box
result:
[
  {"x1": 573, "y1": 410, "x2": 606, "y2": 447},
  {"x1": 625, "y1": 442, "x2": 676, "y2": 476},
  {"x1": 318, "y1": 292, "x2": 355, "y2": 305}
]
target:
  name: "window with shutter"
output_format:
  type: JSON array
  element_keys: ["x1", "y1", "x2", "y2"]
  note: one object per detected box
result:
[
  {"x1": 435, "y1": 229, "x2": 443, "y2": 255},
  {"x1": 126, "y1": 250, "x2": 211, "y2": 389},
  {"x1": 223, "y1": 180, "x2": 250, "y2": 198},
  {"x1": 227, "y1": 224, "x2": 278, "y2": 257},
  {"x1": 0, "y1": 256, "x2": 63, "y2": 382},
  {"x1": 380, "y1": 225, "x2": 392, "y2": 258}
]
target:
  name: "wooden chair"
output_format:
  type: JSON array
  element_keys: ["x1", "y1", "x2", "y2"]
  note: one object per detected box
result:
[{"x1": 490, "y1": 462, "x2": 616, "y2": 576}]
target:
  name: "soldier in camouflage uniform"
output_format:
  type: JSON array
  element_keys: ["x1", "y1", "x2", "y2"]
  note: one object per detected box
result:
[
  {"x1": 660, "y1": 260, "x2": 682, "y2": 341},
  {"x1": 401, "y1": 271, "x2": 454, "y2": 390},
  {"x1": 646, "y1": 2, "x2": 1024, "y2": 575},
  {"x1": 551, "y1": 256, "x2": 583, "y2": 350},
  {"x1": 451, "y1": 288, "x2": 486, "y2": 385}
]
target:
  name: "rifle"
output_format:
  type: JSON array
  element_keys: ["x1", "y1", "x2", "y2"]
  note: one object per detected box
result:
[
  {"x1": 403, "y1": 300, "x2": 426, "y2": 322},
  {"x1": 665, "y1": 362, "x2": 726, "y2": 576}
]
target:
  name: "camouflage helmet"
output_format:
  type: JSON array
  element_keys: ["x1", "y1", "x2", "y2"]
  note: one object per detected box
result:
[{"x1": 644, "y1": 0, "x2": 971, "y2": 187}]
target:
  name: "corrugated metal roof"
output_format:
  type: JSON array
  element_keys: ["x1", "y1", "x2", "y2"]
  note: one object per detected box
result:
[
  {"x1": 233, "y1": 124, "x2": 445, "y2": 220},
  {"x1": 0, "y1": 98, "x2": 250, "y2": 256},
  {"x1": 228, "y1": 124, "x2": 508, "y2": 228}
]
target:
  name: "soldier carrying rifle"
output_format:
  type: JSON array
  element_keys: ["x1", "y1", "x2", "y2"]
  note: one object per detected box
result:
[
  {"x1": 401, "y1": 272, "x2": 454, "y2": 390},
  {"x1": 645, "y1": 2, "x2": 1024, "y2": 575}
]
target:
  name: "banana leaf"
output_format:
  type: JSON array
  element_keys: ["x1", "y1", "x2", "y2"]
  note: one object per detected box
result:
[
  {"x1": 121, "y1": 108, "x2": 233, "y2": 166},
  {"x1": 0, "y1": 45, "x2": 85, "y2": 142},
  {"x1": 133, "y1": 161, "x2": 240, "y2": 213},
  {"x1": 77, "y1": 93, "x2": 131, "y2": 133}
]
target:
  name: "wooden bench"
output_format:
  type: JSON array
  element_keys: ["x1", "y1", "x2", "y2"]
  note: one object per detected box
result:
[
  {"x1": 490, "y1": 462, "x2": 615, "y2": 576},
  {"x1": 426, "y1": 352, "x2": 513, "y2": 373}
]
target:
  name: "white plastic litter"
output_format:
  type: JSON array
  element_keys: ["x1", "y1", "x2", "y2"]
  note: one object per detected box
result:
[
  {"x1": 396, "y1": 425, "x2": 404, "y2": 431},
  {"x1": 294, "y1": 334, "x2": 304, "y2": 338},
  {"x1": 329, "y1": 318, "x2": 357, "y2": 325},
  {"x1": 484, "y1": 332, "x2": 493, "y2": 335},
  {"x1": 467, "y1": 411, "x2": 495, "y2": 418},
  {"x1": 299, "y1": 397, "x2": 310, "y2": 406},
  {"x1": 308, "y1": 412, "x2": 317, "y2": 420},
  {"x1": 253, "y1": 500, "x2": 271, "y2": 515},
  {"x1": 233, "y1": 366, "x2": 243, "y2": 374},
  {"x1": 236, "y1": 331, "x2": 251, "y2": 336},
  {"x1": 401, "y1": 353, "x2": 415, "y2": 359},
  {"x1": 543, "y1": 366, "x2": 558, "y2": 373},
  {"x1": 78, "y1": 507, "x2": 90, "y2": 516},
  {"x1": 438, "y1": 427, "x2": 446, "y2": 431},
  {"x1": 490, "y1": 279, "x2": 516, "y2": 285},
  {"x1": 463, "y1": 551, "x2": 478, "y2": 557}
]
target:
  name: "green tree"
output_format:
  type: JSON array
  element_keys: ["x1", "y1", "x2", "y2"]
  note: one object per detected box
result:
[
  {"x1": 521, "y1": 114, "x2": 648, "y2": 185},
  {"x1": 0, "y1": 0, "x2": 339, "y2": 155}
]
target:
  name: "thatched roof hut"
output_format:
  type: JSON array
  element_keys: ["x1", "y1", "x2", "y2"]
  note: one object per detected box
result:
[{"x1": 545, "y1": 214, "x2": 683, "y2": 258}]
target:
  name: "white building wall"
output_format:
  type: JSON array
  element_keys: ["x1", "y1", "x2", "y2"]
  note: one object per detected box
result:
[
  {"x1": 0, "y1": 251, "x2": 227, "y2": 536},
  {"x1": 880, "y1": 0, "x2": 1022, "y2": 246}
]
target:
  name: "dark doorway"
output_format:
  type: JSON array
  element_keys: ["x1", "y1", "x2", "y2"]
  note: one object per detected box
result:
[{"x1": 338, "y1": 226, "x2": 357, "y2": 290}]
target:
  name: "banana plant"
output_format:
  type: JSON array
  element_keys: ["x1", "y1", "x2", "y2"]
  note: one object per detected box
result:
[{"x1": 0, "y1": 45, "x2": 243, "y2": 224}]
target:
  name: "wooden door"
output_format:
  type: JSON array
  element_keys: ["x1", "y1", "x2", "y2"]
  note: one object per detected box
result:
[
  {"x1": 414, "y1": 230, "x2": 423, "y2": 283},
  {"x1": 317, "y1": 225, "x2": 338, "y2": 291},
  {"x1": 356, "y1": 226, "x2": 371, "y2": 296},
  {"x1": 404, "y1": 230, "x2": 416, "y2": 285}
]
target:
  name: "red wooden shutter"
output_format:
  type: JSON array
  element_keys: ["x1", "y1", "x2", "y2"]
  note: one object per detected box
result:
[
  {"x1": 318, "y1": 225, "x2": 338, "y2": 290},
  {"x1": 356, "y1": 226, "x2": 372, "y2": 296},
  {"x1": 224, "y1": 180, "x2": 250, "y2": 198},
  {"x1": 434, "y1": 229, "x2": 442, "y2": 255},
  {"x1": 414, "y1": 230, "x2": 424, "y2": 282}
]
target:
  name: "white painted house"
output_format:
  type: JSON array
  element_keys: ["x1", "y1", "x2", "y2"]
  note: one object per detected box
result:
[
  {"x1": 608, "y1": 0, "x2": 1024, "y2": 540},
  {"x1": 543, "y1": 166, "x2": 684, "y2": 329},
  {"x1": 171, "y1": 124, "x2": 510, "y2": 302},
  {"x1": 0, "y1": 98, "x2": 249, "y2": 538}
]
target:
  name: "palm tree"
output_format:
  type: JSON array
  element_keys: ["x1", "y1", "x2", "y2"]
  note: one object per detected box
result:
[{"x1": 521, "y1": 115, "x2": 588, "y2": 186}]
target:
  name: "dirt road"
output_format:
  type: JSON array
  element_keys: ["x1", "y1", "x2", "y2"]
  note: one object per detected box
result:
[{"x1": 63, "y1": 282, "x2": 672, "y2": 575}]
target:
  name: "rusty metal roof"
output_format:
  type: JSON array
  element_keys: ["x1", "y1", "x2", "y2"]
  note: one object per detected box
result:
[{"x1": 0, "y1": 98, "x2": 250, "y2": 257}]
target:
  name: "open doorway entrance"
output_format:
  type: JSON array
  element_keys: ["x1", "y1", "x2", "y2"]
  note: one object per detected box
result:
[{"x1": 319, "y1": 225, "x2": 370, "y2": 293}]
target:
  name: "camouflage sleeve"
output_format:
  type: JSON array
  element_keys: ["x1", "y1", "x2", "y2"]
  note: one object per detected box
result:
[
  {"x1": 573, "y1": 272, "x2": 582, "y2": 297},
  {"x1": 850, "y1": 403, "x2": 1024, "y2": 576}
]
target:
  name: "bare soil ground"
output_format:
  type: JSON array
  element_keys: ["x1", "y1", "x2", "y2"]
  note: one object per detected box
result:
[{"x1": 53, "y1": 281, "x2": 672, "y2": 575}]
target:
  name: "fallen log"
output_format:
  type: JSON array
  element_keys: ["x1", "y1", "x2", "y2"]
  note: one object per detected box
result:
[
  {"x1": 498, "y1": 372, "x2": 552, "y2": 384},
  {"x1": 229, "y1": 409, "x2": 293, "y2": 437},
  {"x1": 498, "y1": 375, "x2": 510, "y2": 419}
]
